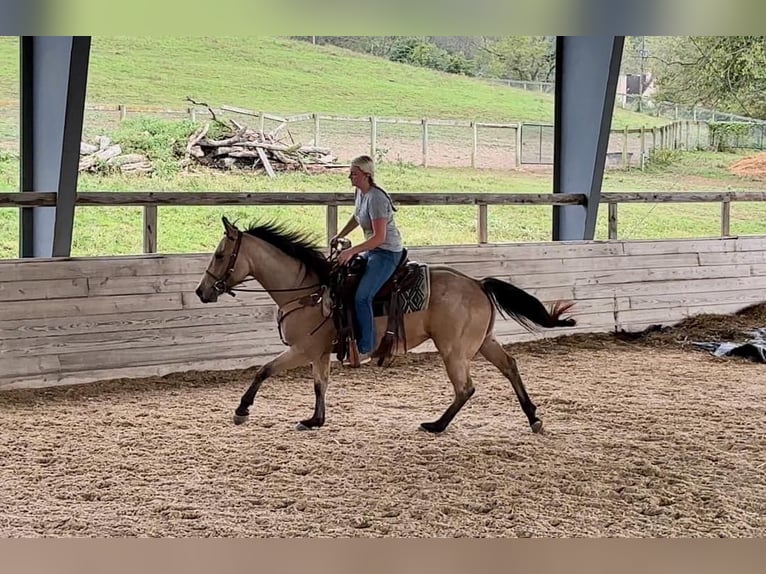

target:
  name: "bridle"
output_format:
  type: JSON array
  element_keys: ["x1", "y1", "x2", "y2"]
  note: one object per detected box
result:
[
  {"x1": 205, "y1": 229, "x2": 243, "y2": 296},
  {"x1": 202, "y1": 228, "x2": 348, "y2": 344}
]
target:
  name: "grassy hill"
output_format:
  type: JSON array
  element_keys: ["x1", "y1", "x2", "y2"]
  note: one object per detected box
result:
[{"x1": 0, "y1": 36, "x2": 662, "y2": 128}]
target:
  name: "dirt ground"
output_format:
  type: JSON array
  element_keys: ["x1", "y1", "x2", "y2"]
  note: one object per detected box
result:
[
  {"x1": 729, "y1": 152, "x2": 766, "y2": 180},
  {"x1": 1, "y1": 307, "x2": 765, "y2": 538}
]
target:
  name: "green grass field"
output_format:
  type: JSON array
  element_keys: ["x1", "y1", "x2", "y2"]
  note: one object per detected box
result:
[
  {"x1": 0, "y1": 36, "x2": 665, "y2": 126},
  {"x1": 0, "y1": 36, "x2": 764, "y2": 259}
]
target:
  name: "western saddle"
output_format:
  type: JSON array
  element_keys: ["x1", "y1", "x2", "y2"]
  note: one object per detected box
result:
[{"x1": 328, "y1": 241, "x2": 421, "y2": 367}]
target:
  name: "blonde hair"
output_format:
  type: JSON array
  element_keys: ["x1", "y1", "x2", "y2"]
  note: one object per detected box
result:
[
  {"x1": 351, "y1": 155, "x2": 375, "y2": 180},
  {"x1": 350, "y1": 154, "x2": 397, "y2": 212}
]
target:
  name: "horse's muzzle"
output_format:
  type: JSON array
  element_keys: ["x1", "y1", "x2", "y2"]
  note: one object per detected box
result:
[{"x1": 195, "y1": 285, "x2": 218, "y2": 303}]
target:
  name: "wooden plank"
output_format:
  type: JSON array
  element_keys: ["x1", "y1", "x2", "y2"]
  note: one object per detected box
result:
[
  {"x1": 601, "y1": 191, "x2": 766, "y2": 203},
  {"x1": 699, "y1": 251, "x2": 766, "y2": 266},
  {"x1": 616, "y1": 300, "x2": 761, "y2": 327},
  {"x1": 86, "y1": 274, "x2": 201, "y2": 297},
  {"x1": 256, "y1": 148, "x2": 276, "y2": 178},
  {"x1": 5, "y1": 190, "x2": 766, "y2": 210},
  {"x1": 180, "y1": 291, "x2": 275, "y2": 309},
  {"x1": 627, "y1": 289, "x2": 766, "y2": 311},
  {"x1": 411, "y1": 241, "x2": 625, "y2": 263},
  {"x1": 0, "y1": 353, "x2": 283, "y2": 391},
  {"x1": 0, "y1": 293, "x2": 183, "y2": 321},
  {"x1": 621, "y1": 237, "x2": 740, "y2": 255},
  {"x1": 0, "y1": 254, "x2": 209, "y2": 282},
  {"x1": 509, "y1": 264, "x2": 753, "y2": 290},
  {"x1": 449, "y1": 253, "x2": 700, "y2": 277},
  {"x1": 477, "y1": 204, "x2": 488, "y2": 244},
  {"x1": 2, "y1": 322, "x2": 279, "y2": 357},
  {"x1": 0, "y1": 277, "x2": 88, "y2": 301},
  {"x1": 577, "y1": 274, "x2": 766, "y2": 299},
  {"x1": 373, "y1": 118, "x2": 421, "y2": 126},
  {"x1": 721, "y1": 200, "x2": 731, "y2": 237},
  {"x1": 0, "y1": 304, "x2": 277, "y2": 341},
  {"x1": 475, "y1": 122, "x2": 518, "y2": 129},
  {"x1": 55, "y1": 339, "x2": 285, "y2": 372},
  {"x1": 143, "y1": 205, "x2": 157, "y2": 253},
  {"x1": 608, "y1": 203, "x2": 618, "y2": 239},
  {"x1": 0, "y1": 355, "x2": 62, "y2": 379}
]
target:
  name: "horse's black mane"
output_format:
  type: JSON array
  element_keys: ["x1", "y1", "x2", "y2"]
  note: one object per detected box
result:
[{"x1": 243, "y1": 220, "x2": 331, "y2": 282}]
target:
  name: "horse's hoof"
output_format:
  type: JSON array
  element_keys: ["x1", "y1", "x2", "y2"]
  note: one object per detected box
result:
[
  {"x1": 531, "y1": 420, "x2": 544, "y2": 434},
  {"x1": 233, "y1": 413, "x2": 249, "y2": 426},
  {"x1": 419, "y1": 422, "x2": 443, "y2": 434},
  {"x1": 295, "y1": 420, "x2": 321, "y2": 431}
]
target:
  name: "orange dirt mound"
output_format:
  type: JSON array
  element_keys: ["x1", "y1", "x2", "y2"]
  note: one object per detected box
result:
[{"x1": 729, "y1": 153, "x2": 766, "y2": 179}]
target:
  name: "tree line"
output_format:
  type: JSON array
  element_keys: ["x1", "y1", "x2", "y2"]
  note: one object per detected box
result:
[{"x1": 293, "y1": 36, "x2": 766, "y2": 120}]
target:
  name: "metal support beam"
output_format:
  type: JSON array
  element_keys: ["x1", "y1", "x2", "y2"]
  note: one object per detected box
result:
[
  {"x1": 20, "y1": 36, "x2": 91, "y2": 258},
  {"x1": 553, "y1": 36, "x2": 624, "y2": 241}
]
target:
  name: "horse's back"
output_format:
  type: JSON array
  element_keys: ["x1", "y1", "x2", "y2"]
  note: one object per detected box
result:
[{"x1": 396, "y1": 264, "x2": 494, "y2": 355}]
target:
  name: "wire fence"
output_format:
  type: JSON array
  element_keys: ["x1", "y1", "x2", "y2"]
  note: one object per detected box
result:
[
  {"x1": 0, "y1": 101, "x2": 715, "y2": 173},
  {"x1": 487, "y1": 78, "x2": 766, "y2": 152}
]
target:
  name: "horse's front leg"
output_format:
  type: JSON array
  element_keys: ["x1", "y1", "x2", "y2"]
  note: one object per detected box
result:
[
  {"x1": 233, "y1": 347, "x2": 308, "y2": 425},
  {"x1": 297, "y1": 352, "x2": 331, "y2": 431}
]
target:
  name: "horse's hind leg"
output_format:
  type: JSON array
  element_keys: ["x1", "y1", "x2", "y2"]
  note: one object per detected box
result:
[
  {"x1": 420, "y1": 354, "x2": 475, "y2": 434},
  {"x1": 233, "y1": 347, "x2": 308, "y2": 425},
  {"x1": 479, "y1": 336, "x2": 543, "y2": 433}
]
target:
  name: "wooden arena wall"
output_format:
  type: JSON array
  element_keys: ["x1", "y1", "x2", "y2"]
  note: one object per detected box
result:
[{"x1": 2, "y1": 236, "x2": 766, "y2": 390}]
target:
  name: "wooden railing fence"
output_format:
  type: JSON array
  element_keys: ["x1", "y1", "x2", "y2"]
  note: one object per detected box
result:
[
  {"x1": 2, "y1": 191, "x2": 765, "y2": 254},
  {"x1": 77, "y1": 103, "x2": 701, "y2": 169}
]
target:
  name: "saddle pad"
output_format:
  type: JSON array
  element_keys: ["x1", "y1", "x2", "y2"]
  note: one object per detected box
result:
[{"x1": 372, "y1": 264, "x2": 431, "y2": 317}]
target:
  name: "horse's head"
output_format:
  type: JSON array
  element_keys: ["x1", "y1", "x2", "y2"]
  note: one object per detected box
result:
[{"x1": 195, "y1": 216, "x2": 249, "y2": 303}]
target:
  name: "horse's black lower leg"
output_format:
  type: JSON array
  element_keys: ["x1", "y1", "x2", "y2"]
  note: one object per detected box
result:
[
  {"x1": 421, "y1": 356, "x2": 475, "y2": 433},
  {"x1": 479, "y1": 337, "x2": 542, "y2": 433},
  {"x1": 233, "y1": 348, "x2": 307, "y2": 425},
  {"x1": 296, "y1": 353, "x2": 330, "y2": 430},
  {"x1": 233, "y1": 366, "x2": 270, "y2": 423}
]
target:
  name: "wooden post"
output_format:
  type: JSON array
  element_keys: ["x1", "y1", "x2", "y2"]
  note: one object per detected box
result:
[
  {"x1": 313, "y1": 113, "x2": 319, "y2": 146},
  {"x1": 721, "y1": 199, "x2": 731, "y2": 237},
  {"x1": 477, "y1": 203, "x2": 488, "y2": 244},
  {"x1": 685, "y1": 120, "x2": 690, "y2": 149},
  {"x1": 639, "y1": 126, "x2": 646, "y2": 170},
  {"x1": 608, "y1": 203, "x2": 618, "y2": 240},
  {"x1": 118, "y1": 104, "x2": 127, "y2": 121},
  {"x1": 143, "y1": 206, "x2": 157, "y2": 254},
  {"x1": 421, "y1": 118, "x2": 429, "y2": 167},
  {"x1": 622, "y1": 126, "x2": 628, "y2": 168},
  {"x1": 370, "y1": 116, "x2": 377, "y2": 161},
  {"x1": 515, "y1": 123, "x2": 523, "y2": 168},
  {"x1": 259, "y1": 112, "x2": 265, "y2": 136},
  {"x1": 652, "y1": 128, "x2": 657, "y2": 156},
  {"x1": 326, "y1": 204, "x2": 338, "y2": 246},
  {"x1": 471, "y1": 121, "x2": 478, "y2": 168},
  {"x1": 188, "y1": 107, "x2": 197, "y2": 123}
]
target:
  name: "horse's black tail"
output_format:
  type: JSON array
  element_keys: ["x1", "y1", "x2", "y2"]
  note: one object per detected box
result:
[{"x1": 480, "y1": 277, "x2": 576, "y2": 332}]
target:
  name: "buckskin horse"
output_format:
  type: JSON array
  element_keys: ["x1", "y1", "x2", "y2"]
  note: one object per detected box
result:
[{"x1": 195, "y1": 217, "x2": 575, "y2": 434}]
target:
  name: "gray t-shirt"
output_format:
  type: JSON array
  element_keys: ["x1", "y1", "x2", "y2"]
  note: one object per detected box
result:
[{"x1": 354, "y1": 186, "x2": 403, "y2": 252}]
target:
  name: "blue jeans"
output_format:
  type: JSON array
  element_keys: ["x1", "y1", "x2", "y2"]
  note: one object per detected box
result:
[{"x1": 354, "y1": 248, "x2": 402, "y2": 354}]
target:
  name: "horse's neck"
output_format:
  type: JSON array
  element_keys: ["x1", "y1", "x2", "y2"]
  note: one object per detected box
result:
[{"x1": 243, "y1": 237, "x2": 318, "y2": 307}]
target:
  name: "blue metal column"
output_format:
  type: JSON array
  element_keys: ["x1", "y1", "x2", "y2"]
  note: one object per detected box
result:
[
  {"x1": 552, "y1": 36, "x2": 624, "y2": 241},
  {"x1": 20, "y1": 36, "x2": 91, "y2": 257}
]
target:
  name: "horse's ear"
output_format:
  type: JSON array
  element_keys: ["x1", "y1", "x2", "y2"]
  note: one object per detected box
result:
[{"x1": 222, "y1": 216, "x2": 235, "y2": 234}]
